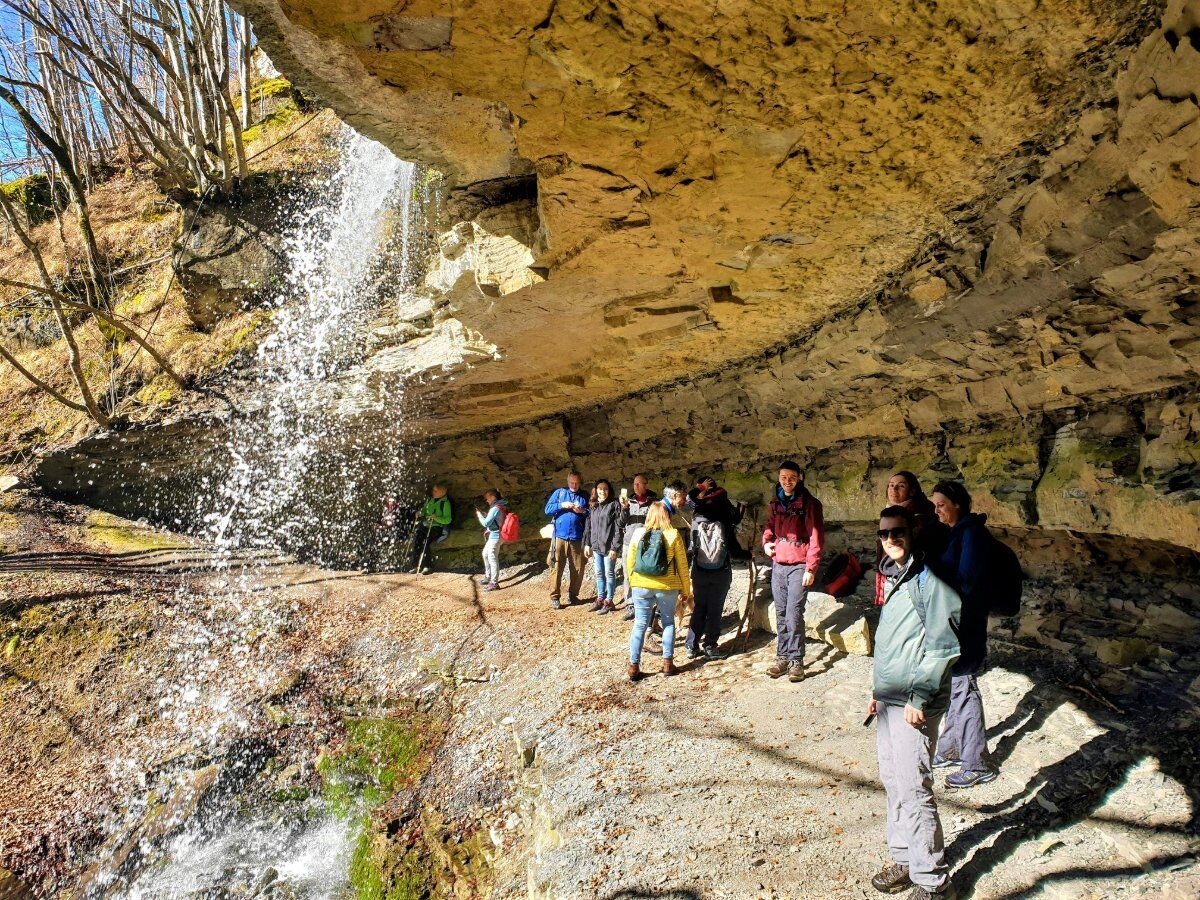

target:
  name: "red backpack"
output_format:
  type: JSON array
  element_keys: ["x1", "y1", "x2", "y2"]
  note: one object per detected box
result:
[{"x1": 499, "y1": 508, "x2": 520, "y2": 543}]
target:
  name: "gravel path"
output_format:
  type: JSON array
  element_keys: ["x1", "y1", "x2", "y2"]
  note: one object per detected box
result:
[{"x1": 2, "y1": 494, "x2": 1197, "y2": 898}]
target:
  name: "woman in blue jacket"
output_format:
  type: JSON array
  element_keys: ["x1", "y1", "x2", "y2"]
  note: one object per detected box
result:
[{"x1": 930, "y1": 480, "x2": 997, "y2": 790}]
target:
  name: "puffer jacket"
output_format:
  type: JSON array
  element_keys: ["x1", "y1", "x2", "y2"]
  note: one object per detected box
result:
[
  {"x1": 585, "y1": 499, "x2": 623, "y2": 555},
  {"x1": 762, "y1": 486, "x2": 824, "y2": 570},
  {"x1": 624, "y1": 526, "x2": 692, "y2": 595},
  {"x1": 873, "y1": 556, "x2": 962, "y2": 716}
]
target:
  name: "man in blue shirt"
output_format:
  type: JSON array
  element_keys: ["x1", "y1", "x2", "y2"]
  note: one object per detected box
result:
[{"x1": 544, "y1": 471, "x2": 589, "y2": 609}]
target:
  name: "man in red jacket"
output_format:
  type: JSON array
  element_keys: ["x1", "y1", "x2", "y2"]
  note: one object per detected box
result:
[{"x1": 762, "y1": 460, "x2": 825, "y2": 683}]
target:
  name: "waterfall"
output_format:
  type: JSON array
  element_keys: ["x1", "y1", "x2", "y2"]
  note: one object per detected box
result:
[
  {"x1": 104, "y1": 128, "x2": 429, "y2": 899},
  {"x1": 198, "y1": 127, "x2": 427, "y2": 565}
]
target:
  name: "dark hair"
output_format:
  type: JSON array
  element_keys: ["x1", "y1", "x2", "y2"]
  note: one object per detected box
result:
[
  {"x1": 931, "y1": 480, "x2": 972, "y2": 513},
  {"x1": 590, "y1": 479, "x2": 614, "y2": 506},
  {"x1": 778, "y1": 460, "x2": 802, "y2": 476},
  {"x1": 484, "y1": 488, "x2": 500, "y2": 501},
  {"x1": 666, "y1": 479, "x2": 687, "y2": 495},
  {"x1": 890, "y1": 470, "x2": 924, "y2": 498},
  {"x1": 632, "y1": 472, "x2": 648, "y2": 481},
  {"x1": 879, "y1": 504, "x2": 916, "y2": 527}
]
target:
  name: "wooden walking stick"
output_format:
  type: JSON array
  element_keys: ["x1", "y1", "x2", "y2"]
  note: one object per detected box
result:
[{"x1": 733, "y1": 508, "x2": 761, "y2": 651}]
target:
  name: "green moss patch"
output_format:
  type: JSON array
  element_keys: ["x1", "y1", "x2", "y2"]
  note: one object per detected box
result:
[{"x1": 84, "y1": 510, "x2": 190, "y2": 553}]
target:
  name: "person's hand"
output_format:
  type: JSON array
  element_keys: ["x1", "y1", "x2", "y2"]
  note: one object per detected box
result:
[
  {"x1": 764, "y1": 541, "x2": 776, "y2": 558},
  {"x1": 584, "y1": 546, "x2": 592, "y2": 558},
  {"x1": 867, "y1": 698, "x2": 877, "y2": 717},
  {"x1": 802, "y1": 570, "x2": 815, "y2": 588},
  {"x1": 903, "y1": 704, "x2": 925, "y2": 727},
  {"x1": 608, "y1": 550, "x2": 617, "y2": 560},
  {"x1": 561, "y1": 501, "x2": 573, "y2": 510},
  {"x1": 620, "y1": 496, "x2": 630, "y2": 508}
]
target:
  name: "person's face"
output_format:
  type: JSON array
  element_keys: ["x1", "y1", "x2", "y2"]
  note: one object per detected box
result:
[
  {"x1": 878, "y1": 516, "x2": 911, "y2": 562},
  {"x1": 931, "y1": 492, "x2": 960, "y2": 526},
  {"x1": 431, "y1": 486, "x2": 446, "y2": 499},
  {"x1": 567, "y1": 474, "x2": 581, "y2": 493},
  {"x1": 596, "y1": 484, "x2": 609, "y2": 502},
  {"x1": 887, "y1": 475, "x2": 911, "y2": 504},
  {"x1": 664, "y1": 487, "x2": 681, "y2": 506},
  {"x1": 778, "y1": 469, "x2": 800, "y2": 495},
  {"x1": 633, "y1": 475, "x2": 647, "y2": 495}
]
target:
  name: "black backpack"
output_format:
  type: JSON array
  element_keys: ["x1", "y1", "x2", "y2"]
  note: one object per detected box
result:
[
  {"x1": 692, "y1": 519, "x2": 728, "y2": 570},
  {"x1": 983, "y1": 533, "x2": 1023, "y2": 617}
]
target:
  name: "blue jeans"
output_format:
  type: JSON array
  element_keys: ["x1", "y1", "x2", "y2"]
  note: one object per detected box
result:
[
  {"x1": 629, "y1": 588, "x2": 678, "y2": 663},
  {"x1": 593, "y1": 552, "x2": 616, "y2": 601}
]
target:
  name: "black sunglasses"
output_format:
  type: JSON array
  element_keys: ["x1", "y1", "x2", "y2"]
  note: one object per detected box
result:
[{"x1": 877, "y1": 526, "x2": 910, "y2": 541}]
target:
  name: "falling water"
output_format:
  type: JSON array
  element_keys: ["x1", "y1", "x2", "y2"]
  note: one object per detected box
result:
[
  {"x1": 105, "y1": 128, "x2": 432, "y2": 898},
  {"x1": 199, "y1": 128, "x2": 426, "y2": 564}
]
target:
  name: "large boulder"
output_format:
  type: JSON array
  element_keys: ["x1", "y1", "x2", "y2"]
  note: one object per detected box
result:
[{"x1": 739, "y1": 581, "x2": 874, "y2": 657}]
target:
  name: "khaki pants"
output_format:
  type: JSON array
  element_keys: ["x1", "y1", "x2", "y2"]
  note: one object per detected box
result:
[{"x1": 549, "y1": 538, "x2": 585, "y2": 601}]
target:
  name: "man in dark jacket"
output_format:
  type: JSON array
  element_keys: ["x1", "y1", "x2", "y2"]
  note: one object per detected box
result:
[
  {"x1": 761, "y1": 461, "x2": 825, "y2": 683},
  {"x1": 868, "y1": 505, "x2": 961, "y2": 900},
  {"x1": 544, "y1": 472, "x2": 589, "y2": 609}
]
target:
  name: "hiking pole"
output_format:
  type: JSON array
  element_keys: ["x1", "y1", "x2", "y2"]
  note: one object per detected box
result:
[
  {"x1": 399, "y1": 510, "x2": 420, "y2": 572},
  {"x1": 740, "y1": 558, "x2": 758, "y2": 652}
]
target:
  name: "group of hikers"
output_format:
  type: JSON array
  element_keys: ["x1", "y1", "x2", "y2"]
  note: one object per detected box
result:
[{"x1": 389, "y1": 460, "x2": 1023, "y2": 900}]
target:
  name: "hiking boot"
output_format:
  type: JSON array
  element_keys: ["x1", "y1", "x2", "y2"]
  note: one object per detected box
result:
[
  {"x1": 703, "y1": 645, "x2": 727, "y2": 661},
  {"x1": 622, "y1": 608, "x2": 636, "y2": 621},
  {"x1": 598, "y1": 601, "x2": 614, "y2": 615},
  {"x1": 944, "y1": 768, "x2": 998, "y2": 790},
  {"x1": 903, "y1": 884, "x2": 956, "y2": 900},
  {"x1": 932, "y1": 751, "x2": 961, "y2": 770},
  {"x1": 568, "y1": 596, "x2": 580, "y2": 606},
  {"x1": 662, "y1": 658, "x2": 678, "y2": 676},
  {"x1": 767, "y1": 658, "x2": 789, "y2": 678},
  {"x1": 550, "y1": 597, "x2": 562, "y2": 610},
  {"x1": 589, "y1": 600, "x2": 605, "y2": 612},
  {"x1": 627, "y1": 663, "x2": 645, "y2": 682},
  {"x1": 686, "y1": 644, "x2": 703, "y2": 661},
  {"x1": 788, "y1": 660, "x2": 806, "y2": 683},
  {"x1": 870, "y1": 863, "x2": 911, "y2": 894}
]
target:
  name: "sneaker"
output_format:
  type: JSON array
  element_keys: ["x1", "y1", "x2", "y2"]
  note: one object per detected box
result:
[
  {"x1": 482, "y1": 582, "x2": 497, "y2": 592},
  {"x1": 944, "y1": 768, "x2": 998, "y2": 790},
  {"x1": 686, "y1": 644, "x2": 703, "y2": 660},
  {"x1": 903, "y1": 884, "x2": 956, "y2": 900},
  {"x1": 932, "y1": 752, "x2": 961, "y2": 770},
  {"x1": 788, "y1": 660, "x2": 805, "y2": 683},
  {"x1": 568, "y1": 596, "x2": 580, "y2": 606},
  {"x1": 870, "y1": 862, "x2": 911, "y2": 894},
  {"x1": 703, "y1": 645, "x2": 727, "y2": 661},
  {"x1": 767, "y1": 658, "x2": 789, "y2": 679},
  {"x1": 419, "y1": 567, "x2": 432, "y2": 575},
  {"x1": 550, "y1": 598, "x2": 562, "y2": 610}
]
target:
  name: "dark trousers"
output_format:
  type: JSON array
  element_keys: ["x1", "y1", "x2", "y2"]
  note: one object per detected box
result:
[
  {"x1": 771, "y1": 562, "x2": 808, "y2": 662},
  {"x1": 687, "y1": 565, "x2": 731, "y2": 650},
  {"x1": 407, "y1": 524, "x2": 446, "y2": 570},
  {"x1": 938, "y1": 670, "x2": 991, "y2": 772}
]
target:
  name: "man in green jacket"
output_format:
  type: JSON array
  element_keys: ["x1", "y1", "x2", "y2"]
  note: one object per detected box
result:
[
  {"x1": 867, "y1": 505, "x2": 962, "y2": 900},
  {"x1": 409, "y1": 484, "x2": 452, "y2": 574}
]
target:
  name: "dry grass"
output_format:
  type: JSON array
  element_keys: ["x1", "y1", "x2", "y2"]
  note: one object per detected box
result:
[{"x1": 0, "y1": 105, "x2": 345, "y2": 459}]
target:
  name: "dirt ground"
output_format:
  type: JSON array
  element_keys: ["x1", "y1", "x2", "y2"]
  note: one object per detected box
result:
[{"x1": 1, "y1": 491, "x2": 1198, "y2": 898}]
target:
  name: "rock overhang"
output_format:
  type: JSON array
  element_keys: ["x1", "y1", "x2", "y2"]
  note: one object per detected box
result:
[{"x1": 233, "y1": 0, "x2": 1155, "y2": 433}]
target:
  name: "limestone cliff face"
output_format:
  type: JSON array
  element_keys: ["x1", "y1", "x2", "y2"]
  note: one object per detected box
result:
[
  {"x1": 38, "y1": 2, "x2": 1200, "y2": 565},
  {"x1": 233, "y1": 0, "x2": 1166, "y2": 430}
]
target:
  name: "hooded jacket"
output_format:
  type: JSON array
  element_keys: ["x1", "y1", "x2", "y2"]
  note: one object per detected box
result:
[
  {"x1": 421, "y1": 495, "x2": 452, "y2": 527},
  {"x1": 476, "y1": 500, "x2": 508, "y2": 537},
  {"x1": 585, "y1": 498, "x2": 623, "y2": 555},
  {"x1": 544, "y1": 486, "x2": 589, "y2": 541},
  {"x1": 762, "y1": 485, "x2": 824, "y2": 570},
  {"x1": 931, "y1": 512, "x2": 990, "y2": 673},
  {"x1": 873, "y1": 555, "x2": 962, "y2": 715}
]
